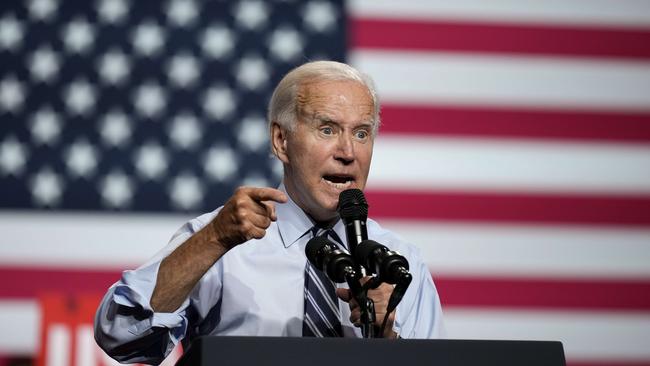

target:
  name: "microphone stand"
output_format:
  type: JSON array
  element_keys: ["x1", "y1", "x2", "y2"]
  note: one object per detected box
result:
[{"x1": 343, "y1": 267, "x2": 375, "y2": 338}]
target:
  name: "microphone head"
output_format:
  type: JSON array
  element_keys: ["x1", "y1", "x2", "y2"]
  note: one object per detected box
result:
[
  {"x1": 338, "y1": 189, "x2": 368, "y2": 221},
  {"x1": 305, "y1": 236, "x2": 334, "y2": 269},
  {"x1": 354, "y1": 239, "x2": 385, "y2": 270}
]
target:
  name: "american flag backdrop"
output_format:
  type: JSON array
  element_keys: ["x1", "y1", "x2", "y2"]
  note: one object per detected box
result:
[{"x1": 1, "y1": 0, "x2": 650, "y2": 365}]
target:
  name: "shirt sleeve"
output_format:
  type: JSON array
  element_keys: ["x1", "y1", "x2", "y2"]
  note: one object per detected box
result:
[
  {"x1": 372, "y1": 229, "x2": 445, "y2": 339},
  {"x1": 392, "y1": 254, "x2": 446, "y2": 339},
  {"x1": 94, "y1": 213, "x2": 217, "y2": 364}
]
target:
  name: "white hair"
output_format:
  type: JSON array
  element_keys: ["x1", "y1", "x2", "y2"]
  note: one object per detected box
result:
[{"x1": 267, "y1": 61, "x2": 380, "y2": 135}]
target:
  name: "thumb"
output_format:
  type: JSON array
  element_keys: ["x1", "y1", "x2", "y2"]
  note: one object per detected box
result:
[{"x1": 336, "y1": 288, "x2": 352, "y2": 302}]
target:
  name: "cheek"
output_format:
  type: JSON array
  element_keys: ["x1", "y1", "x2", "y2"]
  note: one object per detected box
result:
[{"x1": 359, "y1": 145, "x2": 373, "y2": 168}]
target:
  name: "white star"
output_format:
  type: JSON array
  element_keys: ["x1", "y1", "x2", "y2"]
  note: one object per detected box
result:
[
  {"x1": 302, "y1": 1, "x2": 337, "y2": 33},
  {"x1": 203, "y1": 146, "x2": 238, "y2": 181},
  {"x1": 134, "y1": 142, "x2": 168, "y2": 180},
  {"x1": 234, "y1": 0, "x2": 268, "y2": 30},
  {"x1": 29, "y1": 45, "x2": 60, "y2": 83},
  {"x1": 169, "y1": 172, "x2": 204, "y2": 210},
  {"x1": 234, "y1": 55, "x2": 269, "y2": 90},
  {"x1": 97, "y1": 0, "x2": 129, "y2": 24},
  {"x1": 65, "y1": 139, "x2": 99, "y2": 178},
  {"x1": 133, "y1": 81, "x2": 166, "y2": 118},
  {"x1": 268, "y1": 27, "x2": 304, "y2": 61},
  {"x1": 31, "y1": 167, "x2": 64, "y2": 206},
  {"x1": 167, "y1": 0, "x2": 198, "y2": 27},
  {"x1": 100, "y1": 170, "x2": 134, "y2": 208},
  {"x1": 0, "y1": 76, "x2": 25, "y2": 113},
  {"x1": 132, "y1": 20, "x2": 165, "y2": 57},
  {"x1": 30, "y1": 107, "x2": 61, "y2": 145},
  {"x1": 62, "y1": 18, "x2": 95, "y2": 54},
  {"x1": 98, "y1": 48, "x2": 131, "y2": 85},
  {"x1": 28, "y1": 0, "x2": 58, "y2": 22},
  {"x1": 167, "y1": 52, "x2": 200, "y2": 88},
  {"x1": 201, "y1": 24, "x2": 235, "y2": 59},
  {"x1": 100, "y1": 109, "x2": 131, "y2": 147},
  {"x1": 203, "y1": 85, "x2": 237, "y2": 121},
  {"x1": 237, "y1": 114, "x2": 268, "y2": 151},
  {"x1": 242, "y1": 173, "x2": 269, "y2": 188},
  {"x1": 169, "y1": 112, "x2": 201, "y2": 150},
  {"x1": 64, "y1": 79, "x2": 97, "y2": 116},
  {"x1": 0, "y1": 14, "x2": 24, "y2": 51},
  {"x1": 0, "y1": 136, "x2": 28, "y2": 176}
]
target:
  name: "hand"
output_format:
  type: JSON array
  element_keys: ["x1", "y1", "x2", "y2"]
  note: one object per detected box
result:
[
  {"x1": 211, "y1": 186, "x2": 288, "y2": 249},
  {"x1": 336, "y1": 277, "x2": 398, "y2": 338}
]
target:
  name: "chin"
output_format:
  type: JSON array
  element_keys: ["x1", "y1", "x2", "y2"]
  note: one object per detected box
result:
[{"x1": 309, "y1": 195, "x2": 338, "y2": 219}]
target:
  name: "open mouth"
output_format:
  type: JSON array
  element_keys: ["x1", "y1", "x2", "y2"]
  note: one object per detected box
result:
[{"x1": 323, "y1": 174, "x2": 354, "y2": 189}]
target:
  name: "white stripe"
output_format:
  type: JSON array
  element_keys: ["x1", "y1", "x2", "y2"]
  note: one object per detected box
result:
[
  {"x1": 2, "y1": 212, "x2": 650, "y2": 279},
  {"x1": 75, "y1": 325, "x2": 95, "y2": 366},
  {"x1": 381, "y1": 221, "x2": 650, "y2": 278},
  {"x1": 308, "y1": 266, "x2": 341, "y2": 316},
  {"x1": 4, "y1": 299, "x2": 649, "y2": 360},
  {"x1": 306, "y1": 292, "x2": 338, "y2": 333},
  {"x1": 0, "y1": 300, "x2": 38, "y2": 354},
  {"x1": 46, "y1": 325, "x2": 70, "y2": 366},
  {"x1": 304, "y1": 313, "x2": 324, "y2": 337},
  {"x1": 368, "y1": 136, "x2": 650, "y2": 193},
  {"x1": 445, "y1": 308, "x2": 650, "y2": 361},
  {"x1": 350, "y1": 0, "x2": 650, "y2": 28},
  {"x1": 351, "y1": 50, "x2": 650, "y2": 111},
  {"x1": 0, "y1": 211, "x2": 189, "y2": 268}
]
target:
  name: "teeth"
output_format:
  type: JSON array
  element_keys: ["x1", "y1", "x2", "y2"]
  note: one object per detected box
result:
[{"x1": 324, "y1": 179, "x2": 352, "y2": 189}]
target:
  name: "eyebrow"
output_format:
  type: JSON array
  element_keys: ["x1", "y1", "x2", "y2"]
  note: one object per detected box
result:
[
  {"x1": 312, "y1": 114, "x2": 374, "y2": 129},
  {"x1": 313, "y1": 114, "x2": 335, "y2": 124}
]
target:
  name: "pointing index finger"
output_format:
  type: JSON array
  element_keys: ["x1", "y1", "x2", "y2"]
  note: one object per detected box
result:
[{"x1": 247, "y1": 187, "x2": 288, "y2": 204}]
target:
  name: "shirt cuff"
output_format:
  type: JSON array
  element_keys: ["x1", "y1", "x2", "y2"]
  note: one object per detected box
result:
[{"x1": 111, "y1": 262, "x2": 191, "y2": 341}]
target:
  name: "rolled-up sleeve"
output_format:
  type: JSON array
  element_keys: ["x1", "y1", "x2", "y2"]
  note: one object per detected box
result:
[{"x1": 94, "y1": 217, "x2": 205, "y2": 364}]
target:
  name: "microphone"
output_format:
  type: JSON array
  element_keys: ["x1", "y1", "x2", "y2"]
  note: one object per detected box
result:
[
  {"x1": 355, "y1": 240, "x2": 411, "y2": 285},
  {"x1": 337, "y1": 189, "x2": 369, "y2": 257},
  {"x1": 356, "y1": 240, "x2": 413, "y2": 336},
  {"x1": 305, "y1": 236, "x2": 357, "y2": 283}
]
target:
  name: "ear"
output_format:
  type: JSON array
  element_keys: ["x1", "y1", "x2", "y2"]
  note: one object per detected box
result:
[{"x1": 271, "y1": 121, "x2": 290, "y2": 164}]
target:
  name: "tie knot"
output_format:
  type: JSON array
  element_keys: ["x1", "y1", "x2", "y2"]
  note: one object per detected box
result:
[{"x1": 311, "y1": 226, "x2": 345, "y2": 248}]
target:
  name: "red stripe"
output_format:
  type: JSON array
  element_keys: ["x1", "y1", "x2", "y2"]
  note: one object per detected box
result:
[
  {"x1": 380, "y1": 104, "x2": 650, "y2": 142},
  {"x1": 3, "y1": 267, "x2": 650, "y2": 311},
  {"x1": 365, "y1": 190, "x2": 650, "y2": 226},
  {"x1": 351, "y1": 18, "x2": 650, "y2": 59},
  {"x1": 436, "y1": 275, "x2": 650, "y2": 311},
  {"x1": 0, "y1": 266, "x2": 121, "y2": 299}
]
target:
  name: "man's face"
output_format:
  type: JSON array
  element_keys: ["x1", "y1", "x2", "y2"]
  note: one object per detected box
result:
[{"x1": 274, "y1": 79, "x2": 375, "y2": 222}]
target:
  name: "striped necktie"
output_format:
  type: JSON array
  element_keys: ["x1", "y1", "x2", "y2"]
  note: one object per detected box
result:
[{"x1": 303, "y1": 227, "x2": 344, "y2": 337}]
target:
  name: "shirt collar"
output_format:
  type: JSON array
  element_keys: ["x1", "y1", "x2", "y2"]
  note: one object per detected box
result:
[{"x1": 275, "y1": 183, "x2": 346, "y2": 248}]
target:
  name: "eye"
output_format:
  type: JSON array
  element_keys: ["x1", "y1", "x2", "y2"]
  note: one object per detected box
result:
[
  {"x1": 321, "y1": 126, "x2": 334, "y2": 135},
  {"x1": 355, "y1": 130, "x2": 369, "y2": 140}
]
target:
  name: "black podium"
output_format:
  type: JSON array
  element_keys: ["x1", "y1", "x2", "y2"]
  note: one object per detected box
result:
[{"x1": 176, "y1": 336, "x2": 565, "y2": 366}]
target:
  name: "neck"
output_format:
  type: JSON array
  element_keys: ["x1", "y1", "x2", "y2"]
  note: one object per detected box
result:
[{"x1": 310, "y1": 215, "x2": 340, "y2": 230}]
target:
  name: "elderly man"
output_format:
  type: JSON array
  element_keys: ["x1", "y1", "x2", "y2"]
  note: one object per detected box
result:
[{"x1": 95, "y1": 61, "x2": 444, "y2": 364}]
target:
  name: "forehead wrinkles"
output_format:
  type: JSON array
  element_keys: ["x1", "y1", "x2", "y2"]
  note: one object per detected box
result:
[{"x1": 296, "y1": 82, "x2": 374, "y2": 122}]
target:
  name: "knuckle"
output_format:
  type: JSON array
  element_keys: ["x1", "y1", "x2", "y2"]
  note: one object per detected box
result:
[
  {"x1": 252, "y1": 229, "x2": 265, "y2": 239},
  {"x1": 240, "y1": 222, "x2": 253, "y2": 234},
  {"x1": 235, "y1": 208, "x2": 248, "y2": 222},
  {"x1": 234, "y1": 197, "x2": 247, "y2": 208}
]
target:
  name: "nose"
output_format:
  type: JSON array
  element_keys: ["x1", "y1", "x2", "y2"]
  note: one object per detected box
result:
[{"x1": 334, "y1": 133, "x2": 354, "y2": 165}]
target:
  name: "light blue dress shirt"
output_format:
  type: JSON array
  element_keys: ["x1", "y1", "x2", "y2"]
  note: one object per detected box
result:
[{"x1": 94, "y1": 185, "x2": 445, "y2": 364}]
